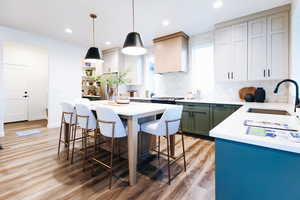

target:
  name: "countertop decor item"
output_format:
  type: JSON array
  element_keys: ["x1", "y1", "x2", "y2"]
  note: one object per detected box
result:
[
  {"x1": 255, "y1": 87, "x2": 266, "y2": 103},
  {"x1": 239, "y1": 87, "x2": 256, "y2": 100},
  {"x1": 121, "y1": 0, "x2": 147, "y2": 56},
  {"x1": 244, "y1": 93, "x2": 255, "y2": 102},
  {"x1": 84, "y1": 14, "x2": 104, "y2": 64}
]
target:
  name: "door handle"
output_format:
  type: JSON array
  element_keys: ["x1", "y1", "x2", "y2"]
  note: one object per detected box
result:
[
  {"x1": 263, "y1": 69, "x2": 266, "y2": 77},
  {"x1": 23, "y1": 95, "x2": 28, "y2": 98},
  {"x1": 227, "y1": 72, "x2": 230, "y2": 80},
  {"x1": 231, "y1": 72, "x2": 233, "y2": 80},
  {"x1": 267, "y1": 69, "x2": 271, "y2": 77}
]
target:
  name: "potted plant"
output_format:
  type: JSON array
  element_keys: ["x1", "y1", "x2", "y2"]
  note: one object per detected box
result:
[{"x1": 95, "y1": 72, "x2": 130, "y2": 100}]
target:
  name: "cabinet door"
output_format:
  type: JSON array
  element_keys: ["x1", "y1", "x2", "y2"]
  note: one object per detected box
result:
[
  {"x1": 232, "y1": 23, "x2": 248, "y2": 81},
  {"x1": 181, "y1": 111, "x2": 194, "y2": 133},
  {"x1": 248, "y1": 17, "x2": 268, "y2": 81},
  {"x1": 193, "y1": 110, "x2": 210, "y2": 136},
  {"x1": 103, "y1": 51, "x2": 119, "y2": 73},
  {"x1": 124, "y1": 55, "x2": 142, "y2": 85},
  {"x1": 267, "y1": 12, "x2": 289, "y2": 80},
  {"x1": 215, "y1": 27, "x2": 233, "y2": 81},
  {"x1": 211, "y1": 104, "x2": 240, "y2": 128}
]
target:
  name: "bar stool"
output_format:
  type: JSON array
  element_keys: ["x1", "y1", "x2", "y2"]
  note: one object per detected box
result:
[
  {"x1": 58, "y1": 102, "x2": 76, "y2": 160},
  {"x1": 92, "y1": 106, "x2": 127, "y2": 189},
  {"x1": 74, "y1": 98, "x2": 91, "y2": 105},
  {"x1": 140, "y1": 106, "x2": 186, "y2": 185},
  {"x1": 71, "y1": 103, "x2": 97, "y2": 169}
]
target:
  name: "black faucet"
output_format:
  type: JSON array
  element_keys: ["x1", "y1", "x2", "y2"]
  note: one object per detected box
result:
[{"x1": 274, "y1": 79, "x2": 300, "y2": 112}]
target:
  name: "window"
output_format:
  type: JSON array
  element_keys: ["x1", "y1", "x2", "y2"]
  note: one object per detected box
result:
[{"x1": 190, "y1": 44, "x2": 214, "y2": 97}]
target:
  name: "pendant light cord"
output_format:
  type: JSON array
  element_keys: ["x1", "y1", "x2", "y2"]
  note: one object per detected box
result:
[
  {"x1": 92, "y1": 17, "x2": 95, "y2": 47},
  {"x1": 132, "y1": 0, "x2": 135, "y2": 32}
]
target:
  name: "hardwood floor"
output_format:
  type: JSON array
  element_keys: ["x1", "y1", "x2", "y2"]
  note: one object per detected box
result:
[{"x1": 0, "y1": 120, "x2": 215, "y2": 200}]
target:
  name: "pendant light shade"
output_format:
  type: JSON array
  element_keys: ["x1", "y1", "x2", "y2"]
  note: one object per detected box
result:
[
  {"x1": 122, "y1": 0, "x2": 147, "y2": 56},
  {"x1": 122, "y1": 32, "x2": 147, "y2": 56},
  {"x1": 85, "y1": 47, "x2": 103, "y2": 63},
  {"x1": 84, "y1": 14, "x2": 104, "y2": 63}
]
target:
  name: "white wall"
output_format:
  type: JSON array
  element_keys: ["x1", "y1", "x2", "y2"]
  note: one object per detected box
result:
[{"x1": 0, "y1": 26, "x2": 85, "y2": 135}]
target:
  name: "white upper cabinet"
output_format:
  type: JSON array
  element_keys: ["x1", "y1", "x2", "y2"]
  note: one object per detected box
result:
[
  {"x1": 215, "y1": 23, "x2": 247, "y2": 81},
  {"x1": 123, "y1": 55, "x2": 143, "y2": 85},
  {"x1": 248, "y1": 17, "x2": 268, "y2": 80},
  {"x1": 214, "y1": 26, "x2": 233, "y2": 81},
  {"x1": 267, "y1": 12, "x2": 289, "y2": 80},
  {"x1": 102, "y1": 48, "x2": 122, "y2": 73},
  {"x1": 248, "y1": 12, "x2": 289, "y2": 80},
  {"x1": 215, "y1": 5, "x2": 289, "y2": 82},
  {"x1": 232, "y1": 23, "x2": 248, "y2": 81}
]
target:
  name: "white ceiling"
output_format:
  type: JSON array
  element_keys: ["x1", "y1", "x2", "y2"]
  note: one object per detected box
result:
[{"x1": 0, "y1": 0, "x2": 291, "y2": 50}]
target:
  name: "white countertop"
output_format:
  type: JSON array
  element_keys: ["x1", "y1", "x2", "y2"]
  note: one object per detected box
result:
[
  {"x1": 91, "y1": 101, "x2": 179, "y2": 117},
  {"x1": 175, "y1": 98, "x2": 245, "y2": 105},
  {"x1": 209, "y1": 103, "x2": 300, "y2": 154}
]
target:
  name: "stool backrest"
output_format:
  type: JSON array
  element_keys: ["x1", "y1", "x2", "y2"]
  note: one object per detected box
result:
[
  {"x1": 60, "y1": 102, "x2": 75, "y2": 124},
  {"x1": 75, "y1": 103, "x2": 96, "y2": 130},
  {"x1": 159, "y1": 106, "x2": 183, "y2": 135},
  {"x1": 74, "y1": 98, "x2": 91, "y2": 105},
  {"x1": 95, "y1": 106, "x2": 126, "y2": 138}
]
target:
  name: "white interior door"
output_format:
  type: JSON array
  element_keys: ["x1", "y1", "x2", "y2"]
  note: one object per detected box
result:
[{"x1": 3, "y1": 65, "x2": 29, "y2": 123}]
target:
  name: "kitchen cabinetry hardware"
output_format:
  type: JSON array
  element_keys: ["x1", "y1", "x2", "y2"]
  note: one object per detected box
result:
[{"x1": 268, "y1": 69, "x2": 270, "y2": 77}]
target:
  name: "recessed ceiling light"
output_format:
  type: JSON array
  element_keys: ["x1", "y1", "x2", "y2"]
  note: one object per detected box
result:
[
  {"x1": 105, "y1": 41, "x2": 111, "y2": 45},
  {"x1": 65, "y1": 28, "x2": 73, "y2": 34},
  {"x1": 213, "y1": 0, "x2": 223, "y2": 9},
  {"x1": 162, "y1": 20, "x2": 170, "y2": 26}
]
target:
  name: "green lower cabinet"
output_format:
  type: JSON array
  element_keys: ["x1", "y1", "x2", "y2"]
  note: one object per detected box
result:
[
  {"x1": 130, "y1": 99, "x2": 151, "y2": 103},
  {"x1": 177, "y1": 103, "x2": 211, "y2": 136},
  {"x1": 181, "y1": 111, "x2": 194, "y2": 133},
  {"x1": 210, "y1": 104, "x2": 241, "y2": 128},
  {"x1": 177, "y1": 102, "x2": 241, "y2": 137},
  {"x1": 193, "y1": 110, "x2": 210, "y2": 136}
]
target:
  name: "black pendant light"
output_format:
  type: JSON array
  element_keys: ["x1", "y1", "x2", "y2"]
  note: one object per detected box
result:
[
  {"x1": 85, "y1": 14, "x2": 104, "y2": 63},
  {"x1": 122, "y1": 0, "x2": 147, "y2": 56}
]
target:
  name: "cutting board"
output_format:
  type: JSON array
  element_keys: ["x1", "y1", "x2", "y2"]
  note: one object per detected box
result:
[{"x1": 239, "y1": 87, "x2": 256, "y2": 100}]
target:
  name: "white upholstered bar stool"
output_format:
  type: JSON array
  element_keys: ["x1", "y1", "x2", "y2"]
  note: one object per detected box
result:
[
  {"x1": 92, "y1": 106, "x2": 127, "y2": 189},
  {"x1": 58, "y1": 102, "x2": 76, "y2": 160},
  {"x1": 74, "y1": 98, "x2": 91, "y2": 105},
  {"x1": 71, "y1": 103, "x2": 97, "y2": 169},
  {"x1": 140, "y1": 106, "x2": 186, "y2": 185}
]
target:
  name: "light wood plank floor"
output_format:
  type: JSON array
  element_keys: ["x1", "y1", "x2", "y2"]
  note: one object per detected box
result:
[{"x1": 0, "y1": 120, "x2": 215, "y2": 200}]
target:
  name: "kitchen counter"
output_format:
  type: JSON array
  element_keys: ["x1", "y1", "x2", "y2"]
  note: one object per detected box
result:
[
  {"x1": 131, "y1": 97, "x2": 246, "y2": 105},
  {"x1": 212, "y1": 102, "x2": 300, "y2": 200},
  {"x1": 175, "y1": 98, "x2": 245, "y2": 105},
  {"x1": 209, "y1": 102, "x2": 300, "y2": 154}
]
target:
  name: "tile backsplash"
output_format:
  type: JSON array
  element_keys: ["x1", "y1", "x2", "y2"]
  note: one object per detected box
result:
[{"x1": 145, "y1": 72, "x2": 289, "y2": 103}]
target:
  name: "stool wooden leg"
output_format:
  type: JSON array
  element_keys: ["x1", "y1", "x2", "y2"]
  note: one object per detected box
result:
[
  {"x1": 109, "y1": 136, "x2": 115, "y2": 189},
  {"x1": 66, "y1": 125, "x2": 72, "y2": 160},
  {"x1": 181, "y1": 131, "x2": 187, "y2": 172},
  {"x1": 71, "y1": 124, "x2": 77, "y2": 164},
  {"x1": 166, "y1": 133, "x2": 171, "y2": 185},
  {"x1": 57, "y1": 114, "x2": 64, "y2": 158},
  {"x1": 157, "y1": 136, "x2": 161, "y2": 160},
  {"x1": 83, "y1": 129, "x2": 88, "y2": 171}
]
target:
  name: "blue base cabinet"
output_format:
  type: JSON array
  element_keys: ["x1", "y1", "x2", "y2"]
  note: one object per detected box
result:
[{"x1": 215, "y1": 138, "x2": 300, "y2": 200}]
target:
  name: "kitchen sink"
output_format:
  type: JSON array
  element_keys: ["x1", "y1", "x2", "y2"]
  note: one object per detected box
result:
[{"x1": 247, "y1": 108, "x2": 290, "y2": 116}]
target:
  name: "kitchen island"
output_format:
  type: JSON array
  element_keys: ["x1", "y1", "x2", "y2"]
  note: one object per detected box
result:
[{"x1": 210, "y1": 103, "x2": 300, "y2": 200}]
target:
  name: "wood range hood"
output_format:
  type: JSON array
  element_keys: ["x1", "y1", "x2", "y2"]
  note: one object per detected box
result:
[{"x1": 153, "y1": 31, "x2": 189, "y2": 74}]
